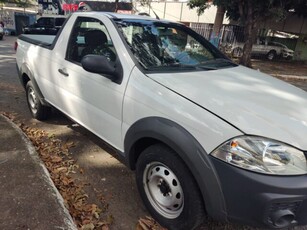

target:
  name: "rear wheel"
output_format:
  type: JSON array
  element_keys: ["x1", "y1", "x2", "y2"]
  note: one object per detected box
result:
[
  {"x1": 232, "y1": 47, "x2": 243, "y2": 58},
  {"x1": 267, "y1": 50, "x2": 277, "y2": 60},
  {"x1": 26, "y1": 81, "x2": 50, "y2": 120},
  {"x1": 136, "y1": 144, "x2": 205, "y2": 230}
]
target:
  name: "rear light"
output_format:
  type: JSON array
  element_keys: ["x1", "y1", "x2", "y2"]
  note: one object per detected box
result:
[{"x1": 14, "y1": 41, "x2": 18, "y2": 51}]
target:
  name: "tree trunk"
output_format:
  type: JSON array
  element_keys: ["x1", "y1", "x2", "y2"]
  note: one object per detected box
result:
[
  {"x1": 239, "y1": 2, "x2": 259, "y2": 67},
  {"x1": 114, "y1": 0, "x2": 119, "y2": 12},
  {"x1": 240, "y1": 22, "x2": 258, "y2": 67},
  {"x1": 210, "y1": 6, "x2": 225, "y2": 47}
]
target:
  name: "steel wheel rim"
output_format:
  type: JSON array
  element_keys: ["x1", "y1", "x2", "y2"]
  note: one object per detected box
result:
[
  {"x1": 234, "y1": 48, "x2": 242, "y2": 57},
  {"x1": 143, "y1": 162, "x2": 184, "y2": 219},
  {"x1": 28, "y1": 87, "x2": 38, "y2": 114},
  {"x1": 268, "y1": 53, "x2": 274, "y2": 60}
]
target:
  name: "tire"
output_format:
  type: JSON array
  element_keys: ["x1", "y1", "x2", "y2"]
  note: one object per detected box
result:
[
  {"x1": 136, "y1": 144, "x2": 205, "y2": 230},
  {"x1": 285, "y1": 56, "x2": 292, "y2": 61},
  {"x1": 267, "y1": 50, "x2": 276, "y2": 60},
  {"x1": 26, "y1": 81, "x2": 50, "y2": 120},
  {"x1": 232, "y1": 47, "x2": 243, "y2": 58}
]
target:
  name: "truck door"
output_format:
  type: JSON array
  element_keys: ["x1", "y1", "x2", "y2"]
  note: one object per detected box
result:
[
  {"x1": 252, "y1": 39, "x2": 263, "y2": 57},
  {"x1": 52, "y1": 15, "x2": 135, "y2": 150}
]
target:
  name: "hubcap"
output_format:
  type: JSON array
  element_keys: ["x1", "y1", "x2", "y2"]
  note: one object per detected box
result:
[
  {"x1": 268, "y1": 53, "x2": 274, "y2": 60},
  {"x1": 143, "y1": 162, "x2": 184, "y2": 219},
  {"x1": 234, "y1": 48, "x2": 242, "y2": 57},
  {"x1": 28, "y1": 88, "x2": 38, "y2": 114}
]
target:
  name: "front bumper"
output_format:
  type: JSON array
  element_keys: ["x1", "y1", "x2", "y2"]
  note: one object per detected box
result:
[
  {"x1": 210, "y1": 156, "x2": 307, "y2": 228},
  {"x1": 282, "y1": 52, "x2": 294, "y2": 59}
]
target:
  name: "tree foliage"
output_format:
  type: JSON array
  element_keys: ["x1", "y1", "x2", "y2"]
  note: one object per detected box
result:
[{"x1": 188, "y1": 0, "x2": 306, "y2": 67}]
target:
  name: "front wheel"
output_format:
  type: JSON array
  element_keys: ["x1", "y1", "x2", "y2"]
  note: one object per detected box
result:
[
  {"x1": 26, "y1": 81, "x2": 50, "y2": 120},
  {"x1": 136, "y1": 144, "x2": 205, "y2": 230}
]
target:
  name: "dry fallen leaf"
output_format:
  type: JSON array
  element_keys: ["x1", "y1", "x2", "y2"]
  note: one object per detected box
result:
[
  {"x1": 81, "y1": 223, "x2": 95, "y2": 230},
  {"x1": 65, "y1": 141, "x2": 76, "y2": 149},
  {"x1": 137, "y1": 216, "x2": 167, "y2": 230},
  {"x1": 2, "y1": 112, "x2": 111, "y2": 229},
  {"x1": 51, "y1": 156, "x2": 62, "y2": 163}
]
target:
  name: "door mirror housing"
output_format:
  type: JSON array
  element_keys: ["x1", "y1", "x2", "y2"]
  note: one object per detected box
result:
[{"x1": 81, "y1": 55, "x2": 123, "y2": 84}]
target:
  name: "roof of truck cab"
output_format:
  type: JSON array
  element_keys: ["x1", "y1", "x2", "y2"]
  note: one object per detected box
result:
[{"x1": 72, "y1": 11, "x2": 168, "y2": 22}]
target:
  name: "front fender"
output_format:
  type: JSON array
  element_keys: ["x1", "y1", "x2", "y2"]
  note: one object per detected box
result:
[{"x1": 124, "y1": 117, "x2": 228, "y2": 221}]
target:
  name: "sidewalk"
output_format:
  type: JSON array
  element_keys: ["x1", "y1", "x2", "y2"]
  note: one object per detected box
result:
[{"x1": 0, "y1": 115, "x2": 76, "y2": 230}]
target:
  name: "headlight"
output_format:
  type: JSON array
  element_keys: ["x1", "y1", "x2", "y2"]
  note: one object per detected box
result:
[{"x1": 211, "y1": 136, "x2": 307, "y2": 175}]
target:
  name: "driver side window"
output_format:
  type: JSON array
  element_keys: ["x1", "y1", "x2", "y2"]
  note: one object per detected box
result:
[{"x1": 66, "y1": 17, "x2": 117, "y2": 64}]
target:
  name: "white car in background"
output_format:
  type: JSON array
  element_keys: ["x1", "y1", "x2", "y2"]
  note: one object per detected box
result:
[{"x1": 231, "y1": 40, "x2": 294, "y2": 60}]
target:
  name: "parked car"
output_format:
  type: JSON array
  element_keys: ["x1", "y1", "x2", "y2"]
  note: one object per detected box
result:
[
  {"x1": 231, "y1": 39, "x2": 294, "y2": 60},
  {"x1": 0, "y1": 25, "x2": 4, "y2": 40},
  {"x1": 22, "y1": 16, "x2": 67, "y2": 35},
  {"x1": 16, "y1": 12, "x2": 307, "y2": 230}
]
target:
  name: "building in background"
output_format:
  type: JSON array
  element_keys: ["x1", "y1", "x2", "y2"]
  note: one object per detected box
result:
[
  {"x1": 1, "y1": 0, "x2": 306, "y2": 61},
  {"x1": 0, "y1": 6, "x2": 36, "y2": 35},
  {"x1": 37, "y1": 0, "x2": 132, "y2": 15}
]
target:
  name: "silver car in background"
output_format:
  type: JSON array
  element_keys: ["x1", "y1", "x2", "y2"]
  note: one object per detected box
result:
[{"x1": 230, "y1": 40, "x2": 294, "y2": 60}]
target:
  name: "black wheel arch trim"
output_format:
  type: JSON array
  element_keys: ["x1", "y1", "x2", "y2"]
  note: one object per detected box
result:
[
  {"x1": 124, "y1": 116, "x2": 228, "y2": 221},
  {"x1": 17, "y1": 63, "x2": 50, "y2": 106}
]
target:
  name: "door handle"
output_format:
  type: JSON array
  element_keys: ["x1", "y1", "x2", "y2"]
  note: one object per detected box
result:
[{"x1": 58, "y1": 68, "x2": 69, "y2": 77}]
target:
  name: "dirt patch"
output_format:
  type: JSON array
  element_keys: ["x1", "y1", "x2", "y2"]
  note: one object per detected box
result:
[{"x1": 251, "y1": 59, "x2": 307, "y2": 77}]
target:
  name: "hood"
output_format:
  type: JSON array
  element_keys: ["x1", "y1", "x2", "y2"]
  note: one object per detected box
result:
[
  {"x1": 284, "y1": 48, "x2": 294, "y2": 53},
  {"x1": 148, "y1": 65, "x2": 307, "y2": 150}
]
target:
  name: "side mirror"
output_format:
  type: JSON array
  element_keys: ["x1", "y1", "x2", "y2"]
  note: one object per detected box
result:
[{"x1": 81, "y1": 55, "x2": 123, "y2": 84}]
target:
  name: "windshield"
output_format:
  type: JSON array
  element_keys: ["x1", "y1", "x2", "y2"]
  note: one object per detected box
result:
[{"x1": 114, "y1": 19, "x2": 236, "y2": 71}]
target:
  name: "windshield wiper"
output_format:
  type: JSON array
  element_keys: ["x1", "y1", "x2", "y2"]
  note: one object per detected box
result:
[
  {"x1": 198, "y1": 58, "x2": 237, "y2": 69},
  {"x1": 147, "y1": 63, "x2": 220, "y2": 71},
  {"x1": 195, "y1": 65, "x2": 217, "y2": 70},
  {"x1": 167, "y1": 63, "x2": 196, "y2": 69},
  {"x1": 200, "y1": 58, "x2": 233, "y2": 64},
  {"x1": 147, "y1": 63, "x2": 196, "y2": 70},
  {"x1": 202, "y1": 58, "x2": 237, "y2": 65}
]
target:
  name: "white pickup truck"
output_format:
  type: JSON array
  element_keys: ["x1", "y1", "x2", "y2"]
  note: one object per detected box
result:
[{"x1": 16, "y1": 12, "x2": 307, "y2": 230}]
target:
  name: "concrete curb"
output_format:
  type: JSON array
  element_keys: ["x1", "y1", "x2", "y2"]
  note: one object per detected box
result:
[
  {"x1": 1, "y1": 115, "x2": 77, "y2": 230},
  {"x1": 271, "y1": 74, "x2": 307, "y2": 81}
]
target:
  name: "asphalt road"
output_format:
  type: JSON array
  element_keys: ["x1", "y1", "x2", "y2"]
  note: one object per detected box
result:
[{"x1": 1, "y1": 35, "x2": 307, "y2": 230}]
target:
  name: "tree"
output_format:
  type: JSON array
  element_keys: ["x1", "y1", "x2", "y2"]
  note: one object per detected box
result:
[
  {"x1": 0, "y1": 0, "x2": 34, "y2": 8},
  {"x1": 188, "y1": 0, "x2": 305, "y2": 67},
  {"x1": 210, "y1": 6, "x2": 225, "y2": 47}
]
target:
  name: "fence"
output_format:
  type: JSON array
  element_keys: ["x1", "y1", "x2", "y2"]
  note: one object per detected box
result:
[{"x1": 190, "y1": 22, "x2": 297, "y2": 61}]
